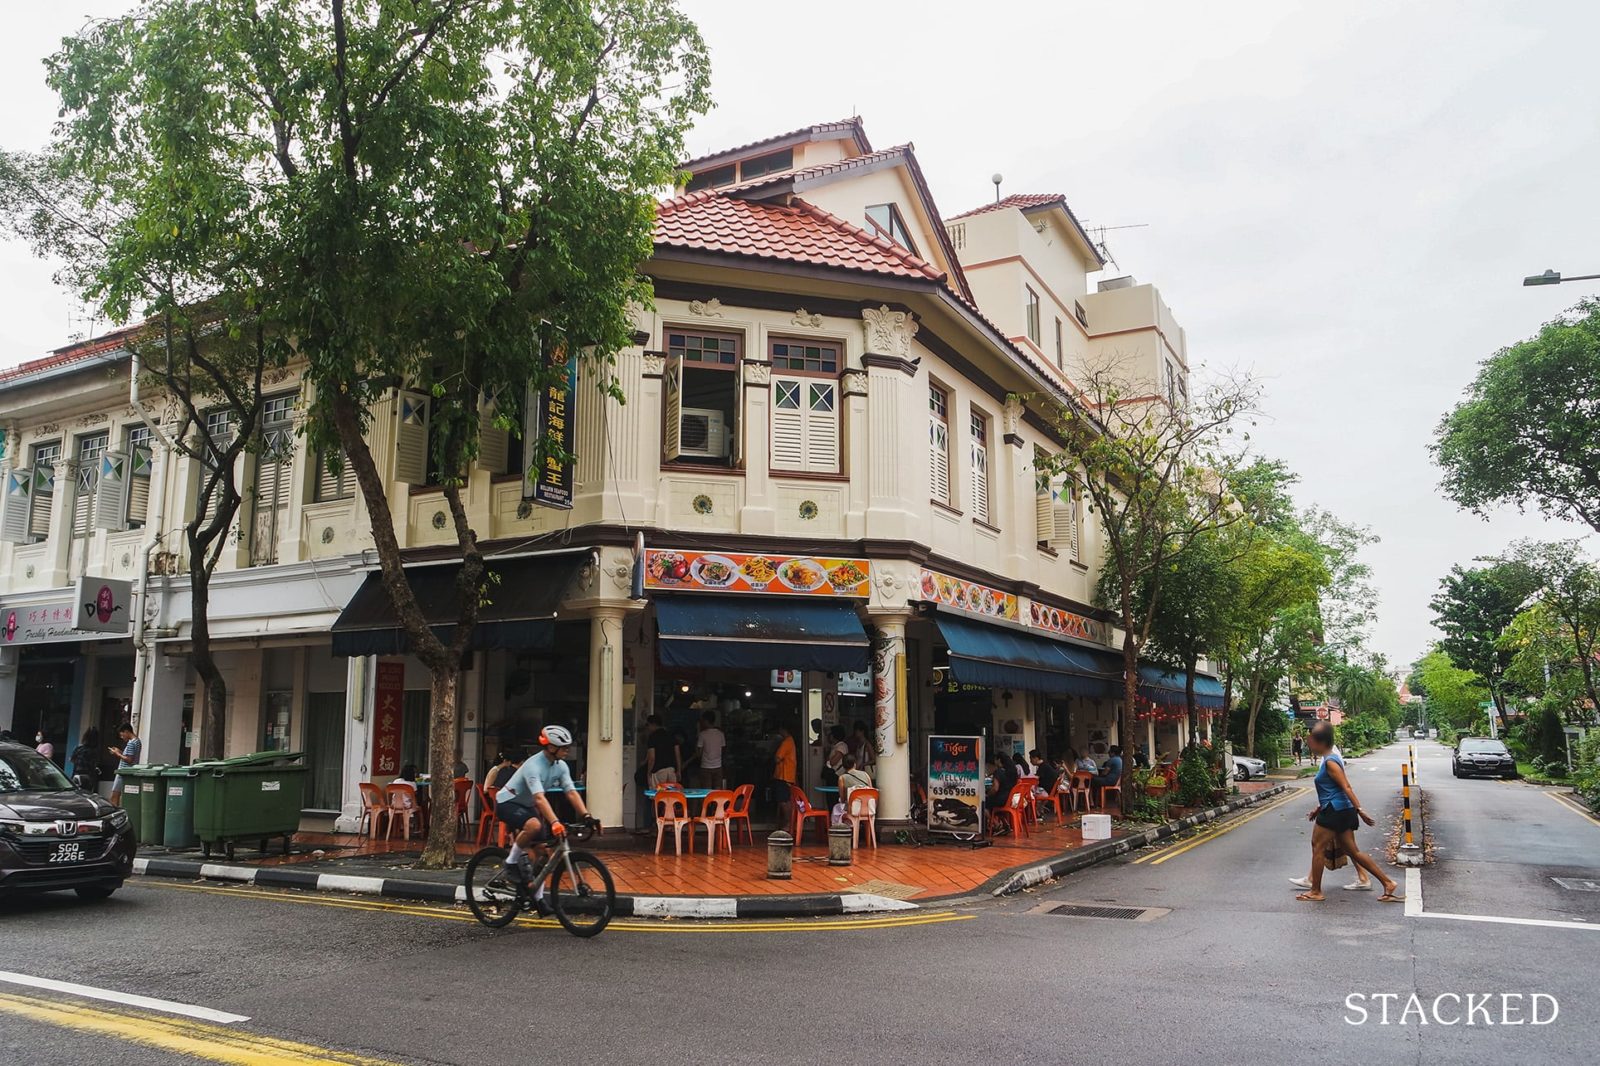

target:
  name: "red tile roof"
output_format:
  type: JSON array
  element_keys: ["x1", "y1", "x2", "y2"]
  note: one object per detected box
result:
[
  {"x1": 654, "y1": 192, "x2": 946, "y2": 283},
  {"x1": 726, "y1": 144, "x2": 914, "y2": 194},
  {"x1": 946, "y1": 192, "x2": 1069, "y2": 220},
  {"x1": 680, "y1": 118, "x2": 871, "y2": 172},
  {"x1": 0, "y1": 326, "x2": 139, "y2": 386}
]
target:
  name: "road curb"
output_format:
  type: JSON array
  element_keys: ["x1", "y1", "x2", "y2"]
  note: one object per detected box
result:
[
  {"x1": 989, "y1": 783, "x2": 1292, "y2": 897},
  {"x1": 129, "y1": 857, "x2": 919, "y2": 919}
]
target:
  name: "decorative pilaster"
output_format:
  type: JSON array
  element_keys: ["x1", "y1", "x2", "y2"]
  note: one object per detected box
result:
[
  {"x1": 861, "y1": 306, "x2": 921, "y2": 541},
  {"x1": 868, "y1": 611, "x2": 914, "y2": 824},
  {"x1": 585, "y1": 606, "x2": 628, "y2": 829}
]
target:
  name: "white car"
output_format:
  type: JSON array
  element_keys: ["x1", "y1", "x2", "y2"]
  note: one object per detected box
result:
[{"x1": 1234, "y1": 755, "x2": 1267, "y2": 781}]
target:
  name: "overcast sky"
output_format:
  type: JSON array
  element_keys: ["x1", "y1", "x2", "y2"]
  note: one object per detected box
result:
[{"x1": 3, "y1": 1, "x2": 1597, "y2": 669}]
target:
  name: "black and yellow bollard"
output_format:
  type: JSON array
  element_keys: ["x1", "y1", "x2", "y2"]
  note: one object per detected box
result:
[{"x1": 1397, "y1": 760, "x2": 1423, "y2": 866}]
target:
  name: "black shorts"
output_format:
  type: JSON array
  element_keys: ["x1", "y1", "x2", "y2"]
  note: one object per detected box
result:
[
  {"x1": 496, "y1": 798, "x2": 548, "y2": 840},
  {"x1": 1316, "y1": 806, "x2": 1360, "y2": 833}
]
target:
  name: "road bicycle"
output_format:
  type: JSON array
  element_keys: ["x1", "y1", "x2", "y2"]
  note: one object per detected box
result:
[{"x1": 464, "y1": 818, "x2": 616, "y2": 938}]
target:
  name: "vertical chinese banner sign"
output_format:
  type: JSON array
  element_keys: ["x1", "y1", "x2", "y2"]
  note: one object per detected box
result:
[
  {"x1": 529, "y1": 347, "x2": 577, "y2": 509},
  {"x1": 926, "y1": 735, "x2": 985, "y2": 837},
  {"x1": 372, "y1": 661, "x2": 405, "y2": 777}
]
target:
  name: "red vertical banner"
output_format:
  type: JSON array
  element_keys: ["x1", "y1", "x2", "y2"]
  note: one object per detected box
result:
[{"x1": 372, "y1": 661, "x2": 406, "y2": 777}]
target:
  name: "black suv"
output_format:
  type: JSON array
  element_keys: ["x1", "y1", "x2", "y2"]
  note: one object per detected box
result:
[
  {"x1": 1452, "y1": 737, "x2": 1517, "y2": 780},
  {"x1": 0, "y1": 740, "x2": 136, "y2": 900}
]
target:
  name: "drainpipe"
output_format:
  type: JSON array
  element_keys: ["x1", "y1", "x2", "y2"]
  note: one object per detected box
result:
[{"x1": 127, "y1": 348, "x2": 179, "y2": 734}]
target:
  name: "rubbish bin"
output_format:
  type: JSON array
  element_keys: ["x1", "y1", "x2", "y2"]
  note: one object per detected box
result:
[
  {"x1": 161, "y1": 766, "x2": 200, "y2": 849},
  {"x1": 120, "y1": 766, "x2": 168, "y2": 848},
  {"x1": 192, "y1": 751, "x2": 307, "y2": 860}
]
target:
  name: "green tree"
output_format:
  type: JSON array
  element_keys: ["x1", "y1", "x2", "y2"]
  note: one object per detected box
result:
[
  {"x1": 1499, "y1": 540, "x2": 1600, "y2": 718},
  {"x1": 1429, "y1": 561, "x2": 1539, "y2": 721},
  {"x1": 1413, "y1": 649, "x2": 1489, "y2": 730},
  {"x1": 1042, "y1": 364, "x2": 1259, "y2": 807},
  {"x1": 1435, "y1": 300, "x2": 1600, "y2": 530},
  {"x1": 39, "y1": 0, "x2": 711, "y2": 866}
]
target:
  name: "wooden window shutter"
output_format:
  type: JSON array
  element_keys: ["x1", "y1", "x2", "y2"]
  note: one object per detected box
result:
[
  {"x1": 970, "y1": 438, "x2": 989, "y2": 524},
  {"x1": 28, "y1": 464, "x2": 56, "y2": 539},
  {"x1": 771, "y1": 377, "x2": 806, "y2": 470},
  {"x1": 663, "y1": 355, "x2": 683, "y2": 461},
  {"x1": 1048, "y1": 474, "x2": 1074, "y2": 551},
  {"x1": 804, "y1": 381, "x2": 839, "y2": 472},
  {"x1": 0, "y1": 468, "x2": 32, "y2": 544},
  {"x1": 394, "y1": 391, "x2": 431, "y2": 485},
  {"x1": 94, "y1": 451, "x2": 131, "y2": 532},
  {"x1": 127, "y1": 444, "x2": 153, "y2": 525},
  {"x1": 478, "y1": 392, "x2": 509, "y2": 473},
  {"x1": 930, "y1": 419, "x2": 950, "y2": 501}
]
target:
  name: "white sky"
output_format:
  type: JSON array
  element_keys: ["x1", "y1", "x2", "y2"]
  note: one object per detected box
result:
[{"x1": 3, "y1": 1, "x2": 1598, "y2": 668}]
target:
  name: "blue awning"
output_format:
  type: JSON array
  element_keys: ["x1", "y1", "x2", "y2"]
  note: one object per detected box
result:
[
  {"x1": 936, "y1": 615, "x2": 1117, "y2": 697},
  {"x1": 655, "y1": 597, "x2": 869, "y2": 673},
  {"x1": 1138, "y1": 665, "x2": 1226, "y2": 709}
]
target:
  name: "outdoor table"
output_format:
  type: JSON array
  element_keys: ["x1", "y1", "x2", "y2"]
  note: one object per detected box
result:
[{"x1": 644, "y1": 787, "x2": 714, "y2": 824}]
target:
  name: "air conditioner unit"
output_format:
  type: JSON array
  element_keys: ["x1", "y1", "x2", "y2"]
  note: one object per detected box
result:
[{"x1": 679, "y1": 408, "x2": 728, "y2": 458}]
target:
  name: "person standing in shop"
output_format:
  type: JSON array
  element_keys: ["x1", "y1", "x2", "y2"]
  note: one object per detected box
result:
[
  {"x1": 645, "y1": 714, "x2": 682, "y2": 786},
  {"x1": 772, "y1": 724, "x2": 799, "y2": 828},
  {"x1": 695, "y1": 712, "x2": 726, "y2": 790}
]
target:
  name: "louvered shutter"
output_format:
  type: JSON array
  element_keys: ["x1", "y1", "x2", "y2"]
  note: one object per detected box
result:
[
  {"x1": 72, "y1": 462, "x2": 96, "y2": 537},
  {"x1": 0, "y1": 468, "x2": 32, "y2": 544},
  {"x1": 804, "y1": 381, "x2": 839, "y2": 472},
  {"x1": 663, "y1": 356, "x2": 683, "y2": 461},
  {"x1": 1035, "y1": 479, "x2": 1053, "y2": 545},
  {"x1": 771, "y1": 378, "x2": 805, "y2": 470},
  {"x1": 1048, "y1": 475, "x2": 1074, "y2": 551},
  {"x1": 127, "y1": 444, "x2": 153, "y2": 525},
  {"x1": 94, "y1": 451, "x2": 131, "y2": 531},
  {"x1": 930, "y1": 420, "x2": 950, "y2": 501},
  {"x1": 394, "y1": 391, "x2": 430, "y2": 485},
  {"x1": 970, "y1": 438, "x2": 989, "y2": 524},
  {"x1": 1069, "y1": 486, "x2": 1083, "y2": 560},
  {"x1": 478, "y1": 392, "x2": 509, "y2": 473},
  {"x1": 29, "y1": 469, "x2": 53, "y2": 539}
]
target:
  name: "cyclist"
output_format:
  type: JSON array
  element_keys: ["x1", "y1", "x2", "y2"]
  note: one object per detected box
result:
[{"x1": 493, "y1": 725, "x2": 594, "y2": 914}]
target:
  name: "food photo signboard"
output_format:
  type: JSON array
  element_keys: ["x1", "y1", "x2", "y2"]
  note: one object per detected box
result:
[
  {"x1": 926, "y1": 735, "x2": 985, "y2": 838},
  {"x1": 644, "y1": 549, "x2": 870, "y2": 597},
  {"x1": 917, "y1": 569, "x2": 1019, "y2": 621}
]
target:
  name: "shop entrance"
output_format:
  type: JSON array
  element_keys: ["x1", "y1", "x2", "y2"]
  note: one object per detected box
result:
[
  {"x1": 651, "y1": 672, "x2": 806, "y2": 821},
  {"x1": 14, "y1": 657, "x2": 74, "y2": 767}
]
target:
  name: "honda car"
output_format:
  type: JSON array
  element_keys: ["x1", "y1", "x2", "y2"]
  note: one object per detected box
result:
[
  {"x1": 1452, "y1": 737, "x2": 1517, "y2": 780},
  {"x1": 0, "y1": 740, "x2": 136, "y2": 900}
]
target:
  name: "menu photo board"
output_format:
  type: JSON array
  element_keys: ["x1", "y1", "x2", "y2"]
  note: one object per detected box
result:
[
  {"x1": 927, "y1": 735, "x2": 985, "y2": 839},
  {"x1": 917, "y1": 569, "x2": 1019, "y2": 621},
  {"x1": 645, "y1": 549, "x2": 870, "y2": 597}
]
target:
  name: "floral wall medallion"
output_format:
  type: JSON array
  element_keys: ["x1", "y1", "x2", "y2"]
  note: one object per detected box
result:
[
  {"x1": 431, "y1": 510, "x2": 447, "y2": 530},
  {"x1": 692, "y1": 494, "x2": 714, "y2": 515},
  {"x1": 321, "y1": 526, "x2": 336, "y2": 544},
  {"x1": 516, "y1": 500, "x2": 533, "y2": 520},
  {"x1": 798, "y1": 500, "x2": 819, "y2": 521}
]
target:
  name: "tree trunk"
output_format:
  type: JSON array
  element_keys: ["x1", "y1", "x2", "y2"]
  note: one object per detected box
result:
[
  {"x1": 1244, "y1": 682, "x2": 1264, "y2": 759},
  {"x1": 1119, "y1": 628, "x2": 1139, "y2": 815},
  {"x1": 420, "y1": 667, "x2": 460, "y2": 868},
  {"x1": 1184, "y1": 654, "x2": 1198, "y2": 746},
  {"x1": 1221, "y1": 665, "x2": 1235, "y2": 745},
  {"x1": 188, "y1": 562, "x2": 228, "y2": 761}
]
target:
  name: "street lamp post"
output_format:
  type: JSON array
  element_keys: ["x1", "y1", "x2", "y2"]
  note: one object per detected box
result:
[{"x1": 1523, "y1": 269, "x2": 1600, "y2": 287}]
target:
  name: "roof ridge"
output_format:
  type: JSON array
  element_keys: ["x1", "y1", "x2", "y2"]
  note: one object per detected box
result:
[
  {"x1": 947, "y1": 192, "x2": 1067, "y2": 221},
  {"x1": 788, "y1": 198, "x2": 944, "y2": 281}
]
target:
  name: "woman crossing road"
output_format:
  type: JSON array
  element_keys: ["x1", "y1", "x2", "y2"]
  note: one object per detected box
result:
[{"x1": 1293, "y1": 722, "x2": 1402, "y2": 904}]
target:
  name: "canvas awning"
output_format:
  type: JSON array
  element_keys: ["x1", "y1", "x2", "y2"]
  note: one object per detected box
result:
[
  {"x1": 330, "y1": 553, "x2": 584, "y2": 657},
  {"x1": 1138, "y1": 665, "x2": 1226, "y2": 709},
  {"x1": 935, "y1": 614, "x2": 1117, "y2": 697},
  {"x1": 654, "y1": 596, "x2": 870, "y2": 673}
]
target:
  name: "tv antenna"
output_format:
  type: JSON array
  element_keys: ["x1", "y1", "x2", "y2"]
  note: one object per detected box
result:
[{"x1": 1082, "y1": 222, "x2": 1148, "y2": 269}]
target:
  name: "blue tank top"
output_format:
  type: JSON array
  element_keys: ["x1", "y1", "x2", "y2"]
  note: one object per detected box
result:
[{"x1": 1314, "y1": 752, "x2": 1352, "y2": 810}]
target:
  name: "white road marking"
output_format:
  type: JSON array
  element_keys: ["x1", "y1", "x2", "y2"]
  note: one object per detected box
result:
[
  {"x1": 1404, "y1": 867, "x2": 1421, "y2": 917},
  {"x1": 1404, "y1": 867, "x2": 1598, "y2": 932},
  {"x1": 0, "y1": 971, "x2": 250, "y2": 1023}
]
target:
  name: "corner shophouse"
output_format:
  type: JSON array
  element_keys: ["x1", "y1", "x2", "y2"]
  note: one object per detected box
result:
[{"x1": 0, "y1": 116, "x2": 1224, "y2": 833}]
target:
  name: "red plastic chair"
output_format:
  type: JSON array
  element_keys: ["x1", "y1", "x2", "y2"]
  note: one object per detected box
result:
[
  {"x1": 846, "y1": 787, "x2": 879, "y2": 849},
  {"x1": 789, "y1": 784, "x2": 830, "y2": 847},
  {"x1": 727, "y1": 784, "x2": 756, "y2": 845},
  {"x1": 357, "y1": 782, "x2": 390, "y2": 839},
  {"x1": 990, "y1": 782, "x2": 1031, "y2": 838},
  {"x1": 1068, "y1": 771, "x2": 1094, "y2": 813},
  {"x1": 385, "y1": 783, "x2": 423, "y2": 841},
  {"x1": 1040, "y1": 776, "x2": 1071, "y2": 825},
  {"x1": 654, "y1": 792, "x2": 693, "y2": 856},
  {"x1": 693, "y1": 790, "x2": 736, "y2": 855},
  {"x1": 452, "y1": 778, "x2": 473, "y2": 838},
  {"x1": 476, "y1": 785, "x2": 505, "y2": 846}
]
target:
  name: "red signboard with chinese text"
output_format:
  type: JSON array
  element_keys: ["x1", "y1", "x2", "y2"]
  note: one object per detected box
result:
[{"x1": 372, "y1": 661, "x2": 406, "y2": 777}]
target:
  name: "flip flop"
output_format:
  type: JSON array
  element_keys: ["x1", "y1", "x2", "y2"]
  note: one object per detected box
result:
[
  {"x1": 1295, "y1": 892, "x2": 1325, "y2": 902},
  {"x1": 1377, "y1": 893, "x2": 1405, "y2": 903}
]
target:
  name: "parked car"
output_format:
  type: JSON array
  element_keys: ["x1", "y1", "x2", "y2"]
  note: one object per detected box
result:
[
  {"x1": 1234, "y1": 754, "x2": 1267, "y2": 781},
  {"x1": 1412, "y1": 728, "x2": 1427, "y2": 739},
  {"x1": 1452, "y1": 738, "x2": 1517, "y2": 780},
  {"x1": 0, "y1": 740, "x2": 136, "y2": 901}
]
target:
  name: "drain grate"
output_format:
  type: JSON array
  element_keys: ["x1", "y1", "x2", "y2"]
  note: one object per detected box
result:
[{"x1": 1043, "y1": 903, "x2": 1151, "y2": 920}]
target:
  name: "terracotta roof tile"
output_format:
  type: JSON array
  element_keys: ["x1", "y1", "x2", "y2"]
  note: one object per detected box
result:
[
  {"x1": 680, "y1": 118, "x2": 870, "y2": 171},
  {"x1": 0, "y1": 326, "x2": 138, "y2": 386},
  {"x1": 724, "y1": 144, "x2": 913, "y2": 194},
  {"x1": 947, "y1": 192, "x2": 1069, "y2": 221},
  {"x1": 654, "y1": 192, "x2": 946, "y2": 283}
]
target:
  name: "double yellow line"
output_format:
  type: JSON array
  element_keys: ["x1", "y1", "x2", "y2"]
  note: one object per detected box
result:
[
  {"x1": 1130, "y1": 788, "x2": 1306, "y2": 866},
  {"x1": 0, "y1": 990, "x2": 398, "y2": 1066},
  {"x1": 134, "y1": 880, "x2": 971, "y2": 934}
]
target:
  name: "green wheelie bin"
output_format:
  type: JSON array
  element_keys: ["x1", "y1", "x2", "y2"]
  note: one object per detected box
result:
[
  {"x1": 160, "y1": 766, "x2": 200, "y2": 849},
  {"x1": 116, "y1": 769, "x2": 145, "y2": 843},
  {"x1": 121, "y1": 765, "x2": 168, "y2": 849},
  {"x1": 192, "y1": 751, "x2": 307, "y2": 861}
]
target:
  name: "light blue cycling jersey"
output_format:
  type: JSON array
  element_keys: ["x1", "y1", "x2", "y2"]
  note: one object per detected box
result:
[{"x1": 495, "y1": 751, "x2": 576, "y2": 807}]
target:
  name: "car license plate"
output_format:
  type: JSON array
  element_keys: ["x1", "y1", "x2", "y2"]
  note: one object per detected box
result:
[{"x1": 49, "y1": 842, "x2": 86, "y2": 864}]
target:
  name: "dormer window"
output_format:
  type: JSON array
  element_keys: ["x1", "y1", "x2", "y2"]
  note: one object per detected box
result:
[
  {"x1": 686, "y1": 163, "x2": 736, "y2": 192},
  {"x1": 865, "y1": 204, "x2": 917, "y2": 254},
  {"x1": 739, "y1": 148, "x2": 793, "y2": 181}
]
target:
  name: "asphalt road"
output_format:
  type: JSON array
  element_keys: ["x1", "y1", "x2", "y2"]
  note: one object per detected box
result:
[{"x1": 0, "y1": 740, "x2": 1594, "y2": 1065}]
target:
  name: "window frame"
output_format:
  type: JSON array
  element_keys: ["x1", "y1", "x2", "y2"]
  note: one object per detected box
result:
[
  {"x1": 1025, "y1": 287, "x2": 1042, "y2": 346},
  {"x1": 124, "y1": 424, "x2": 154, "y2": 528},
  {"x1": 663, "y1": 325, "x2": 745, "y2": 470},
  {"x1": 865, "y1": 203, "x2": 918, "y2": 255},
  {"x1": 1054, "y1": 318, "x2": 1064, "y2": 368},
  {"x1": 969, "y1": 407, "x2": 991, "y2": 526},
  {"x1": 27, "y1": 440, "x2": 62, "y2": 542},
  {"x1": 768, "y1": 335, "x2": 843, "y2": 475}
]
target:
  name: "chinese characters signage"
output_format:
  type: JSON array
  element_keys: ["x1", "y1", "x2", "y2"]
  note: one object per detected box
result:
[
  {"x1": 371, "y1": 661, "x2": 406, "y2": 777},
  {"x1": 645, "y1": 550, "x2": 870, "y2": 597},
  {"x1": 527, "y1": 348, "x2": 578, "y2": 509},
  {"x1": 75, "y1": 576, "x2": 132, "y2": 635},
  {"x1": 917, "y1": 569, "x2": 1019, "y2": 621},
  {"x1": 926, "y1": 735, "x2": 984, "y2": 837},
  {"x1": 2, "y1": 596, "x2": 80, "y2": 645}
]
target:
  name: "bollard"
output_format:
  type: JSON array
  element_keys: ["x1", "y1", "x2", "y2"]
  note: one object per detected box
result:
[
  {"x1": 1410, "y1": 744, "x2": 1417, "y2": 787},
  {"x1": 828, "y1": 823, "x2": 853, "y2": 866},
  {"x1": 766, "y1": 830, "x2": 794, "y2": 880},
  {"x1": 1397, "y1": 760, "x2": 1423, "y2": 866}
]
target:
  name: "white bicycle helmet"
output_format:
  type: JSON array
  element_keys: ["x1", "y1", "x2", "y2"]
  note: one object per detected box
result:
[{"x1": 539, "y1": 724, "x2": 574, "y2": 748}]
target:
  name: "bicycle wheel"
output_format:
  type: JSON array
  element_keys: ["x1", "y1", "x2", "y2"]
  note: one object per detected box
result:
[
  {"x1": 549, "y1": 849, "x2": 616, "y2": 938},
  {"x1": 464, "y1": 847, "x2": 523, "y2": 928}
]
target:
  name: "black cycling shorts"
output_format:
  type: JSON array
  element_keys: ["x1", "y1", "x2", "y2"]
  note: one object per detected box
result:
[
  {"x1": 1316, "y1": 806, "x2": 1360, "y2": 833},
  {"x1": 496, "y1": 798, "x2": 549, "y2": 840}
]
